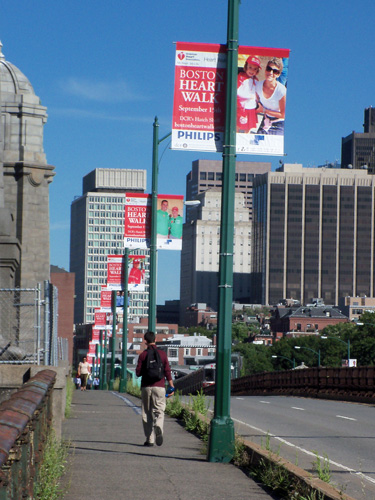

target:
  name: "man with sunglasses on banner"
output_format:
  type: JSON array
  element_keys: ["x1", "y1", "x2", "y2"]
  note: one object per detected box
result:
[{"x1": 255, "y1": 57, "x2": 286, "y2": 136}]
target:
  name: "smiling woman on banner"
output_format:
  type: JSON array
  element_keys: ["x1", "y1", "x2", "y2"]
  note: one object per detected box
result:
[{"x1": 255, "y1": 57, "x2": 287, "y2": 136}]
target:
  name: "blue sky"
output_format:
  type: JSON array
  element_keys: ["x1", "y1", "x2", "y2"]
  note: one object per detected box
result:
[{"x1": 1, "y1": 0, "x2": 374, "y2": 304}]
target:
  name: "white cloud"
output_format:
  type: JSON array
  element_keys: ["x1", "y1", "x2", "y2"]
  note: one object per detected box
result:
[{"x1": 60, "y1": 77, "x2": 145, "y2": 103}]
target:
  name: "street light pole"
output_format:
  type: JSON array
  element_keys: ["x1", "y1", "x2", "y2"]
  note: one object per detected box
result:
[
  {"x1": 99, "y1": 330, "x2": 104, "y2": 390},
  {"x1": 149, "y1": 117, "x2": 171, "y2": 333},
  {"x1": 109, "y1": 290, "x2": 117, "y2": 389},
  {"x1": 294, "y1": 346, "x2": 321, "y2": 366},
  {"x1": 119, "y1": 248, "x2": 129, "y2": 393},
  {"x1": 208, "y1": 0, "x2": 239, "y2": 463},
  {"x1": 321, "y1": 335, "x2": 350, "y2": 363},
  {"x1": 103, "y1": 330, "x2": 108, "y2": 390},
  {"x1": 272, "y1": 355, "x2": 295, "y2": 369}
]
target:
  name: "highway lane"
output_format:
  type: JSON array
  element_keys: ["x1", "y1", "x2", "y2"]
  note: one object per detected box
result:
[{"x1": 204, "y1": 395, "x2": 375, "y2": 499}]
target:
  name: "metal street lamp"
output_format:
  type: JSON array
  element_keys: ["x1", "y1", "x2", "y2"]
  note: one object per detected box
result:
[
  {"x1": 321, "y1": 335, "x2": 350, "y2": 362},
  {"x1": 207, "y1": 0, "x2": 239, "y2": 464},
  {"x1": 109, "y1": 290, "x2": 117, "y2": 390},
  {"x1": 294, "y1": 346, "x2": 321, "y2": 366},
  {"x1": 272, "y1": 355, "x2": 295, "y2": 369},
  {"x1": 119, "y1": 247, "x2": 130, "y2": 393},
  {"x1": 149, "y1": 118, "x2": 171, "y2": 334}
]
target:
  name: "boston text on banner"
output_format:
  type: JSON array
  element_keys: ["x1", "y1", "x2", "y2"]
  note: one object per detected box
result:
[
  {"x1": 171, "y1": 41, "x2": 290, "y2": 156},
  {"x1": 124, "y1": 193, "x2": 184, "y2": 251}
]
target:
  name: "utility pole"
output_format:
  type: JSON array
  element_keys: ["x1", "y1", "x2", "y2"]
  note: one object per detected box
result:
[{"x1": 207, "y1": 0, "x2": 240, "y2": 462}]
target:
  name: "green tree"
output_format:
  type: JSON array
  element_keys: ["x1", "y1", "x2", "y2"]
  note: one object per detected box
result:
[
  {"x1": 178, "y1": 326, "x2": 214, "y2": 338},
  {"x1": 233, "y1": 343, "x2": 273, "y2": 375}
]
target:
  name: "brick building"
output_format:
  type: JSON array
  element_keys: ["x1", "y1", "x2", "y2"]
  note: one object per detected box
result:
[
  {"x1": 50, "y1": 265, "x2": 75, "y2": 366},
  {"x1": 270, "y1": 305, "x2": 349, "y2": 339}
]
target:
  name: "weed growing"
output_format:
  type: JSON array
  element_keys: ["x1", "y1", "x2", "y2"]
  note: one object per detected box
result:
[
  {"x1": 64, "y1": 377, "x2": 75, "y2": 418},
  {"x1": 126, "y1": 379, "x2": 141, "y2": 398},
  {"x1": 312, "y1": 451, "x2": 331, "y2": 483},
  {"x1": 34, "y1": 431, "x2": 70, "y2": 500}
]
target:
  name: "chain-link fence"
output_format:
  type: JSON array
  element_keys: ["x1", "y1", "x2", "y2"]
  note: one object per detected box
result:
[{"x1": 0, "y1": 282, "x2": 66, "y2": 365}]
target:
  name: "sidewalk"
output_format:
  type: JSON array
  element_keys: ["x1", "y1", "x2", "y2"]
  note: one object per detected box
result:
[{"x1": 61, "y1": 390, "x2": 275, "y2": 500}]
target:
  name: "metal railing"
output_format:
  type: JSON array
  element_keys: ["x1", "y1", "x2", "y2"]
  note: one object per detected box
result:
[
  {"x1": 0, "y1": 369, "x2": 56, "y2": 498},
  {"x1": 174, "y1": 365, "x2": 375, "y2": 404}
]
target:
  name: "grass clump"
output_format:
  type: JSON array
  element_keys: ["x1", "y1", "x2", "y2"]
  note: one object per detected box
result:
[
  {"x1": 34, "y1": 431, "x2": 70, "y2": 500},
  {"x1": 126, "y1": 379, "x2": 141, "y2": 398},
  {"x1": 64, "y1": 377, "x2": 75, "y2": 418},
  {"x1": 312, "y1": 451, "x2": 331, "y2": 483}
]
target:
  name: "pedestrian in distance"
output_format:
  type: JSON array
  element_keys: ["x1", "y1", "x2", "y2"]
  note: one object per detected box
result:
[
  {"x1": 136, "y1": 331, "x2": 174, "y2": 447},
  {"x1": 77, "y1": 356, "x2": 91, "y2": 391}
]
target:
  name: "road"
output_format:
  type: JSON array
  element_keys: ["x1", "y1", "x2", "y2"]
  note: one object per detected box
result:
[{"x1": 203, "y1": 395, "x2": 375, "y2": 499}]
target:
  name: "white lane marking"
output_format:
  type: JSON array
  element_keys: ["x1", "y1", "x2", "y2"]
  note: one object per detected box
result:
[
  {"x1": 291, "y1": 407, "x2": 305, "y2": 411},
  {"x1": 112, "y1": 392, "x2": 142, "y2": 415},
  {"x1": 232, "y1": 417, "x2": 375, "y2": 486},
  {"x1": 259, "y1": 401, "x2": 270, "y2": 404},
  {"x1": 236, "y1": 397, "x2": 244, "y2": 400},
  {"x1": 336, "y1": 415, "x2": 357, "y2": 421}
]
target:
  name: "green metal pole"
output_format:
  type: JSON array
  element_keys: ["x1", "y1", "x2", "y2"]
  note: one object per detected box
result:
[
  {"x1": 120, "y1": 248, "x2": 129, "y2": 393},
  {"x1": 109, "y1": 290, "x2": 117, "y2": 389},
  {"x1": 99, "y1": 330, "x2": 104, "y2": 390},
  {"x1": 348, "y1": 340, "x2": 351, "y2": 362},
  {"x1": 208, "y1": 0, "x2": 239, "y2": 463},
  {"x1": 149, "y1": 118, "x2": 171, "y2": 333},
  {"x1": 95, "y1": 343, "x2": 99, "y2": 378},
  {"x1": 149, "y1": 117, "x2": 159, "y2": 334},
  {"x1": 103, "y1": 330, "x2": 108, "y2": 390}
]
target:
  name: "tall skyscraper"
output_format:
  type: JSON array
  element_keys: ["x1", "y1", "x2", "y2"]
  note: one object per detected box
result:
[
  {"x1": 180, "y1": 189, "x2": 252, "y2": 324},
  {"x1": 70, "y1": 168, "x2": 147, "y2": 324},
  {"x1": 180, "y1": 159, "x2": 272, "y2": 324},
  {"x1": 252, "y1": 164, "x2": 374, "y2": 306},
  {"x1": 185, "y1": 159, "x2": 271, "y2": 221},
  {"x1": 341, "y1": 107, "x2": 375, "y2": 174}
]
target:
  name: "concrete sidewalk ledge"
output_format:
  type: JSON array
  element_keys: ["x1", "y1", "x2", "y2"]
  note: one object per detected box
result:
[
  {"x1": 179, "y1": 405, "x2": 355, "y2": 500},
  {"x1": 241, "y1": 438, "x2": 355, "y2": 500}
]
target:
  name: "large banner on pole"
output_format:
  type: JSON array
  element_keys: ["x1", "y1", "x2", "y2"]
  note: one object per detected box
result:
[
  {"x1": 124, "y1": 193, "x2": 184, "y2": 250},
  {"x1": 172, "y1": 42, "x2": 290, "y2": 156},
  {"x1": 107, "y1": 255, "x2": 124, "y2": 291}
]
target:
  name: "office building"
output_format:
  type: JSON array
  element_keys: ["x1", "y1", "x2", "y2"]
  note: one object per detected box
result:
[
  {"x1": 180, "y1": 188, "x2": 251, "y2": 323},
  {"x1": 341, "y1": 107, "x2": 375, "y2": 173},
  {"x1": 338, "y1": 296, "x2": 375, "y2": 322},
  {"x1": 185, "y1": 159, "x2": 271, "y2": 222},
  {"x1": 252, "y1": 164, "x2": 375, "y2": 306},
  {"x1": 70, "y1": 168, "x2": 147, "y2": 324}
]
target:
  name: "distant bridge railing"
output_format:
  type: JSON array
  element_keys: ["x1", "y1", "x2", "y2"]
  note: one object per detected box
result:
[
  {"x1": 175, "y1": 366, "x2": 375, "y2": 404},
  {"x1": 174, "y1": 367, "x2": 205, "y2": 395}
]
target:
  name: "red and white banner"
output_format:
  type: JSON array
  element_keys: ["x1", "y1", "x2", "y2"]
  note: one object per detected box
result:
[
  {"x1": 172, "y1": 42, "x2": 290, "y2": 156},
  {"x1": 94, "y1": 309, "x2": 106, "y2": 327},
  {"x1": 100, "y1": 286, "x2": 112, "y2": 311},
  {"x1": 124, "y1": 193, "x2": 184, "y2": 250},
  {"x1": 107, "y1": 255, "x2": 125, "y2": 290},
  {"x1": 124, "y1": 194, "x2": 151, "y2": 249},
  {"x1": 92, "y1": 328, "x2": 100, "y2": 343}
]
